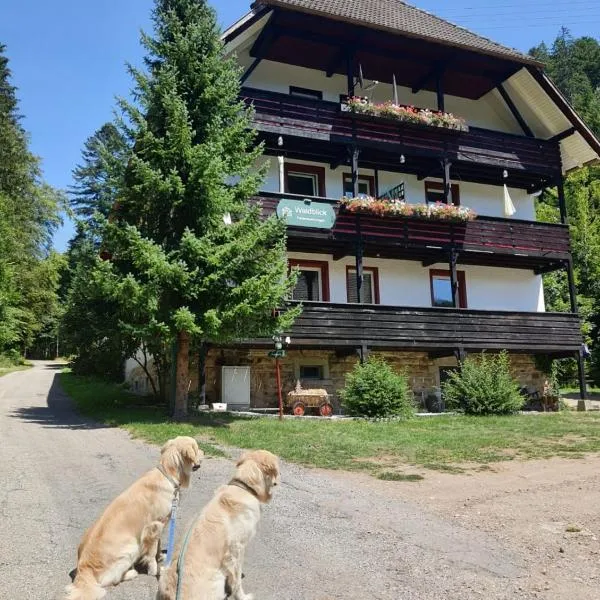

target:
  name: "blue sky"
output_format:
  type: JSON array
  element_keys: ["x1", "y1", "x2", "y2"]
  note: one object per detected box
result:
[{"x1": 2, "y1": 0, "x2": 599, "y2": 252}]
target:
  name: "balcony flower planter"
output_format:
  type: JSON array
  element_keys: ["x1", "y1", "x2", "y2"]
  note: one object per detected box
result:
[
  {"x1": 342, "y1": 97, "x2": 469, "y2": 132},
  {"x1": 339, "y1": 197, "x2": 476, "y2": 222}
]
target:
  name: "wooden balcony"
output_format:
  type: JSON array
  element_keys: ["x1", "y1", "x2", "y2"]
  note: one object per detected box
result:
[
  {"x1": 242, "y1": 87, "x2": 562, "y2": 188},
  {"x1": 253, "y1": 193, "x2": 571, "y2": 270},
  {"x1": 250, "y1": 303, "x2": 582, "y2": 356}
]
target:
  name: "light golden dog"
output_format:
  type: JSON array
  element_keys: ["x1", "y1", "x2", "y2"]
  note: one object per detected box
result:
[
  {"x1": 66, "y1": 436, "x2": 203, "y2": 600},
  {"x1": 156, "y1": 449, "x2": 280, "y2": 600}
]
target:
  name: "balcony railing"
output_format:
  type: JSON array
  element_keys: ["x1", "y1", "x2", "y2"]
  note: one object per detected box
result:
[
  {"x1": 253, "y1": 193, "x2": 571, "y2": 263},
  {"x1": 241, "y1": 87, "x2": 562, "y2": 176},
  {"x1": 248, "y1": 303, "x2": 582, "y2": 355}
]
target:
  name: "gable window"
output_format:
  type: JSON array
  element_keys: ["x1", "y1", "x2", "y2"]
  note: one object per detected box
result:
[
  {"x1": 290, "y1": 86, "x2": 323, "y2": 101},
  {"x1": 343, "y1": 173, "x2": 375, "y2": 198},
  {"x1": 425, "y1": 181, "x2": 460, "y2": 206},
  {"x1": 429, "y1": 269, "x2": 467, "y2": 308},
  {"x1": 289, "y1": 260, "x2": 329, "y2": 302},
  {"x1": 284, "y1": 163, "x2": 326, "y2": 197},
  {"x1": 346, "y1": 266, "x2": 380, "y2": 304}
]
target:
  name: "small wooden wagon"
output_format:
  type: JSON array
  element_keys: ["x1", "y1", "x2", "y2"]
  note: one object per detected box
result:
[{"x1": 286, "y1": 381, "x2": 333, "y2": 417}]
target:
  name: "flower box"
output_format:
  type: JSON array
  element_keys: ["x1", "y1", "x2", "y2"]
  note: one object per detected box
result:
[
  {"x1": 339, "y1": 197, "x2": 476, "y2": 222},
  {"x1": 342, "y1": 97, "x2": 468, "y2": 132}
]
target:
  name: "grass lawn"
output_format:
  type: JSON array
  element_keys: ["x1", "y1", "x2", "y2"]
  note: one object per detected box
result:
[
  {"x1": 0, "y1": 359, "x2": 32, "y2": 377},
  {"x1": 61, "y1": 372, "x2": 600, "y2": 476}
]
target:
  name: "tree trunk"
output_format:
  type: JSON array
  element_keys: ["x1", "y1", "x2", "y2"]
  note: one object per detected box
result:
[
  {"x1": 198, "y1": 341, "x2": 208, "y2": 405},
  {"x1": 173, "y1": 330, "x2": 190, "y2": 420}
]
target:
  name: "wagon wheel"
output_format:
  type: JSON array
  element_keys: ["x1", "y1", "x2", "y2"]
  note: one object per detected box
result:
[
  {"x1": 292, "y1": 401, "x2": 306, "y2": 416},
  {"x1": 319, "y1": 402, "x2": 333, "y2": 417}
]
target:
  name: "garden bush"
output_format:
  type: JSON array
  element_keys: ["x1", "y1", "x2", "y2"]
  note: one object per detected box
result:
[
  {"x1": 339, "y1": 356, "x2": 414, "y2": 418},
  {"x1": 442, "y1": 351, "x2": 524, "y2": 415}
]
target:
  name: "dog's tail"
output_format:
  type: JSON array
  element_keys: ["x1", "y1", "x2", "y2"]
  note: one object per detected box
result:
[{"x1": 65, "y1": 569, "x2": 106, "y2": 600}]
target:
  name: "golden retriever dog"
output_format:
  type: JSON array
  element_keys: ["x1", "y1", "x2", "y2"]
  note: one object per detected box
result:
[
  {"x1": 156, "y1": 449, "x2": 280, "y2": 600},
  {"x1": 66, "y1": 436, "x2": 203, "y2": 600}
]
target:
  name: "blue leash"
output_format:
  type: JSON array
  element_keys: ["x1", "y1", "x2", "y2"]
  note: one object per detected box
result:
[
  {"x1": 165, "y1": 492, "x2": 179, "y2": 565},
  {"x1": 175, "y1": 514, "x2": 202, "y2": 600}
]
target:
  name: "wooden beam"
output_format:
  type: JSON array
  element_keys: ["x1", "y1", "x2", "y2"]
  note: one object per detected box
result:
[
  {"x1": 441, "y1": 158, "x2": 451, "y2": 204},
  {"x1": 241, "y1": 57, "x2": 262, "y2": 85},
  {"x1": 557, "y1": 177, "x2": 568, "y2": 224},
  {"x1": 497, "y1": 84, "x2": 534, "y2": 138},
  {"x1": 436, "y1": 69, "x2": 445, "y2": 112},
  {"x1": 346, "y1": 49, "x2": 355, "y2": 97},
  {"x1": 534, "y1": 262, "x2": 564, "y2": 275},
  {"x1": 449, "y1": 248, "x2": 459, "y2": 308},
  {"x1": 550, "y1": 127, "x2": 576, "y2": 143},
  {"x1": 566, "y1": 258, "x2": 578, "y2": 314},
  {"x1": 413, "y1": 63, "x2": 444, "y2": 95},
  {"x1": 326, "y1": 48, "x2": 346, "y2": 78},
  {"x1": 249, "y1": 12, "x2": 278, "y2": 59},
  {"x1": 577, "y1": 349, "x2": 588, "y2": 400}
]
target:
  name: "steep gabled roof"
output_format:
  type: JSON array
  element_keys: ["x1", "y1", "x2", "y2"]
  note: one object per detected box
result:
[{"x1": 252, "y1": 0, "x2": 541, "y2": 66}]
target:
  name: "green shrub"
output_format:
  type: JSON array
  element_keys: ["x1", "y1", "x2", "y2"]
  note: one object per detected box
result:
[
  {"x1": 442, "y1": 351, "x2": 524, "y2": 415},
  {"x1": 339, "y1": 356, "x2": 414, "y2": 418}
]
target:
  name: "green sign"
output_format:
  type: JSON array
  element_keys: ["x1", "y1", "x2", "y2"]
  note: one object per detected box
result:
[
  {"x1": 276, "y1": 199, "x2": 336, "y2": 229},
  {"x1": 268, "y1": 349, "x2": 286, "y2": 359}
]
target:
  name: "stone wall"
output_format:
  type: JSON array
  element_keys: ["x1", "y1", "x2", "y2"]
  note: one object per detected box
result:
[{"x1": 196, "y1": 348, "x2": 549, "y2": 410}]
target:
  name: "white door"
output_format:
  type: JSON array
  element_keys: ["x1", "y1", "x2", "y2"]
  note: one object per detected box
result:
[{"x1": 221, "y1": 366, "x2": 251, "y2": 410}]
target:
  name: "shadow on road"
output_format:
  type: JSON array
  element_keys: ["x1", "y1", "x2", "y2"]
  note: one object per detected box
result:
[{"x1": 10, "y1": 373, "x2": 108, "y2": 430}]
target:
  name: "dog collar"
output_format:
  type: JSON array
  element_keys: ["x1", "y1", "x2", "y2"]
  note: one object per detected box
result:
[
  {"x1": 156, "y1": 465, "x2": 180, "y2": 490},
  {"x1": 228, "y1": 478, "x2": 260, "y2": 499}
]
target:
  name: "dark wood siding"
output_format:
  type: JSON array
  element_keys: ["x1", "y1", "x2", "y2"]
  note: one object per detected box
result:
[
  {"x1": 253, "y1": 194, "x2": 571, "y2": 263},
  {"x1": 241, "y1": 87, "x2": 562, "y2": 177},
  {"x1": 259, "y1": 303, "x2": 583, "y2": 354}
]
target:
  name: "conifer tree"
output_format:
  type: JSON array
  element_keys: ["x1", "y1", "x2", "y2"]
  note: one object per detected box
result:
[{"x1": 102, "y1": 0, "x2": 297, "y2": 417}]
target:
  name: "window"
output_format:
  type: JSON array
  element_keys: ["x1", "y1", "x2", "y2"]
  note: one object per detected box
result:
[
  {"x1": 284, "y1": 163, "x2": 326, "y2": 197},
  {"x1": 290, "y1": 86, "x2": 323, "y2": 101},
  {"x1": 424, "y1": 181, "x2": 460, "y2": 206},
  {"x1": 342, "y1": 173, "x2": 375, "y2": 198},
  {"x1": 289, "y1": 260, "x2": 329, "y2": 302},
  {"x1": 429, "y1": 269, "x2": 467, "y2": 308},
  {"x1": 299, "y1": 365, "x2": 324, "y2": 380},
  {"x1": 346, "y1": 266, "x2": 380, "y2": 304}
]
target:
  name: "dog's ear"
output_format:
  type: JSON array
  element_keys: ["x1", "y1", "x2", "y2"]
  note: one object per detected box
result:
[
  {"x1": 182, "y1": 441, "x2": 201, "y2": 464},
  {"x1": 236, "y1": 452, "x2": 249, "y2": 467},
  {"x1": 160, "y1": 439, "x2": 174, "y2": 456}
]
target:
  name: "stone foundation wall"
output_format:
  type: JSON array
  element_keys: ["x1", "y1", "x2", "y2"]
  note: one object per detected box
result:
[{"x1": 196, "y1": 348, "x2": 548, "y2": 410}]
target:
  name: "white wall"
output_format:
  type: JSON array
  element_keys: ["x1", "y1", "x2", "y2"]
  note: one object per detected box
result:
[
  {"x1": 262, "y1": 158, "x2": 536, "y2": 220},
  {"x1": 288, "y1": 251, "x2": 545, "y2": 312},
  {"x1": 242, "y1": 56, "x2": 522, "y2": 134}
]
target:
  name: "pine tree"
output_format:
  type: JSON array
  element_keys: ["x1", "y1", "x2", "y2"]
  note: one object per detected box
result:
[{"x1": 101, "y1": 0, "x2": 297, "y2": 416}]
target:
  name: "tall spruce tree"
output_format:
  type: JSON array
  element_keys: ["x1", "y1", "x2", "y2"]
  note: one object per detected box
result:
[
  {"x1": 101, "y1": 0, "x2": 297, "y2": 416},
  {"x1": 70, "y1": 122, "x2": 130, "y2": 219}
]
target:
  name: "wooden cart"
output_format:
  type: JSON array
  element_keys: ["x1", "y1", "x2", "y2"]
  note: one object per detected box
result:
[{"x1": 286, "y1": 381, "x2": 333, "y2": 417}]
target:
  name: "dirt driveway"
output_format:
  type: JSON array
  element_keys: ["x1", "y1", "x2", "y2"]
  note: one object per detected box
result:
[{"x1": 1, "y1": 362, "x2": 599, "y2": 599}]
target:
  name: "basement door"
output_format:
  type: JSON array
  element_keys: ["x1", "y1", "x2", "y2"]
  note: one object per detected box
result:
[{"x1": 221, "y1": 366, "x2": 251, "y2": 410}]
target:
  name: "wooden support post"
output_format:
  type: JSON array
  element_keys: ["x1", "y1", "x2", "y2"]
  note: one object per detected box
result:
[
  {"x1": 436, "y1": 70, "x2": 445, "y2": 112},
  {"x1": 557, "y1": 177, "x2": 568, "y2": 224},
  {"x1": 449, "y1": 248, "x2": 458, "y2": 308},
  {"x1": 355, "y1": 214, "x2": 364, "y2": 306},
  {"x1": 346, "y1": 49, "x2": 355, "y2": 97},
  {"x1": 441, "y1": 157, "x2": 451, "y2": 204},
  {"x1": 351, "y1": 146, "x2": 360, "y2": 197},
  {"x1": 577, "y1": 348, "x2": 588, "y2": 405},
  {"x1": 566, "y1": 259, "x2": 578, "y2": 314},
  {"x1": 374, "y1": 168, "x2": 379, "y2": 198}
]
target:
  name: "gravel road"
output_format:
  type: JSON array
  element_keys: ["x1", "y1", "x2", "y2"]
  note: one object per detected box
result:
[{"x1": 1, "y1": 362, "x2": 535, "y2": 600}]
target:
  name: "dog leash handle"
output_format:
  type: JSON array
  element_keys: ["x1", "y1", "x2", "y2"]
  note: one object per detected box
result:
[{"x1": 165, "y1": 492, "x2": 179, "y2": 565}]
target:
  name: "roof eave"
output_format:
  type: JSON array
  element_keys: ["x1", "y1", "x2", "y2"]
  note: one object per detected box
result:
[
  {"x1": 526, "y1": 67, "x2": 600, "y2": 162},
  {"x1": 252, "y1": 0, "x2": 544, "y2": 68}
]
